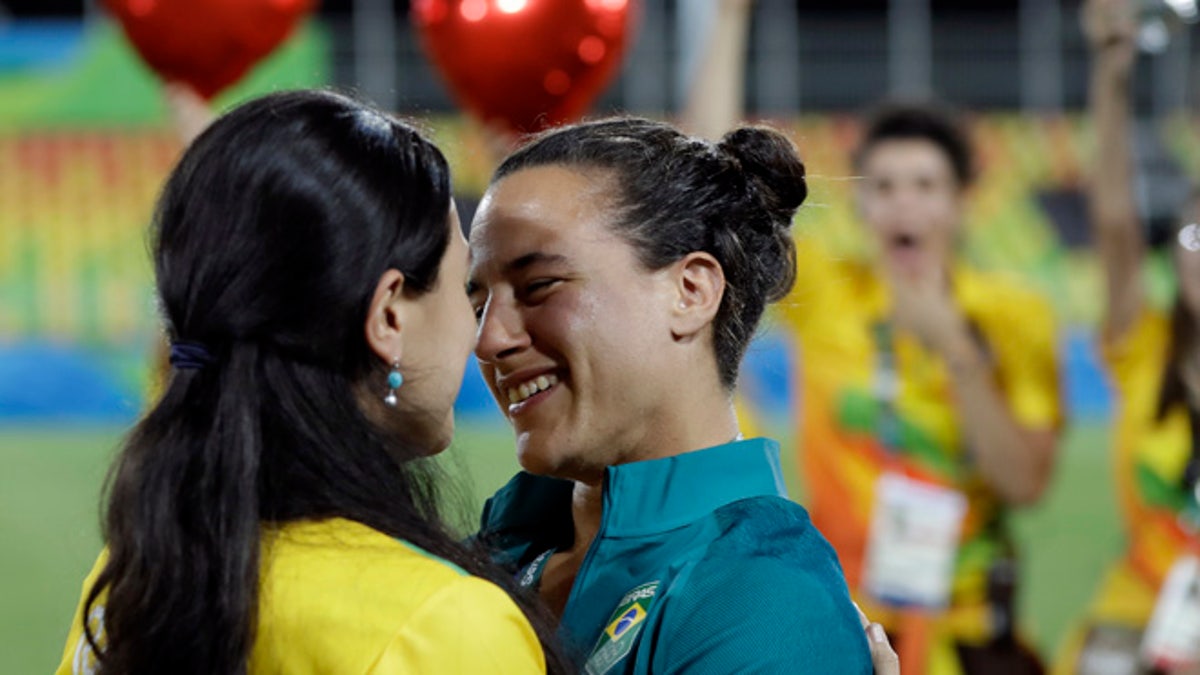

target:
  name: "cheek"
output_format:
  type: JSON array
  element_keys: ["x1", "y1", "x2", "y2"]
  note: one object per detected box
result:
[
  {"x1": 442, "y1": 294, "x2": 476, "y2": 353},
  {"x1": 590, "y1": 291, "x2": 667, "y2": 379},
  {"x1": 924, "y1": 196, "x2": 960, "y2": 238},
  {"x1": 527, "y1": 290, "x2": 595, "y2": 350},
  {"x1": 861, "y1": 195, "x2": 891, "y2": 226},
  {"x1": 938, "y1": 196, "x2": 962, "y2": 222},
  {"x1": 427, "y1": 297, "x2": 474, "y2": 401}
]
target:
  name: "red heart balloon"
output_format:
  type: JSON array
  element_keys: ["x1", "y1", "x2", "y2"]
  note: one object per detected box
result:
[
  {"x1": 414, "y1": 0, "x2": 636, "y2": 134},
  {"x1": 104, "y1": 0, "x2": 317, "y2": 100}
]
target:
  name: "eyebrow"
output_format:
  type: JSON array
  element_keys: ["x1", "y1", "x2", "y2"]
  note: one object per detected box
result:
[
  {"x1": 467, "y1": 252, "x2": 570, "y2": 296},
  {"x1": 507, "y1": 252, "x2": 569, "y2": 273}
]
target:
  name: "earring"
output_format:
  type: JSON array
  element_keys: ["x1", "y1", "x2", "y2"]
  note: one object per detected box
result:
[{"x1": 384, "y1": 361, "x2": 403, "y2": 407}]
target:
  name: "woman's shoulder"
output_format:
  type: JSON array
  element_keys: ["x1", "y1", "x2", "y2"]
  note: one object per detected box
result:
[
  {"x1": 254, "y1": 518, "x2": 543, "y2": 673},
  {"x1": 263, "y1": 518, "x2": 467, "y2": 583},
  {"x1": 648, "y1": 498, "x2": 870, "y2": 671},
  {"x1": 705, "y1": 497, "x2": 844, "y2": 573},
  {"x1": 257, "y1": 518, "x2": 496, "y2": 619}
]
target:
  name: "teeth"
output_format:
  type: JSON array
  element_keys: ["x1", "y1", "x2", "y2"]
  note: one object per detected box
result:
[{"x1": 505, "y1": 373, "x2": 559, "y2": 406}]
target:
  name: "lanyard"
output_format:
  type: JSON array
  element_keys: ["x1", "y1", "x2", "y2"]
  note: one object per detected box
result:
[{"x1": 872, "y1": 321, "x2": 903, "y2": 456}]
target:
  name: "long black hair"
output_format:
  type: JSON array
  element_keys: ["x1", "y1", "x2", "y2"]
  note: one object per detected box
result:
[
  {"x1": 1158, "y1": 298, "x2": 1198, "y2": 417},
  {"x1": 494, "y1": 117, "x2": 807, "y2": 388},
  {"x1": 1158, "y1": 207, "x2": 1200, "y2": 419},
  {"x1": 83, "y1": 90, "x2": 567, "y2": 674}
]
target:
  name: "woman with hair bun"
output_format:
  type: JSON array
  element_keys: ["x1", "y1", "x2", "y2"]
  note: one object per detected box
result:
[{"x1": 467, "y1": 117, "x2": 876, "y2": 673}]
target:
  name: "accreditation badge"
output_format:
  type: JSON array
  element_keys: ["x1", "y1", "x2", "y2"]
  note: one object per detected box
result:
[
  {"x1": 1076, "y1": 622, "x2": 1142, "y2": 675},
  {"x1": 863, "y1": 472, "x2": 967, "y2": 609},
  {"x1": 1141, "y1": 554, "x2": 1200, "y2": 671}
]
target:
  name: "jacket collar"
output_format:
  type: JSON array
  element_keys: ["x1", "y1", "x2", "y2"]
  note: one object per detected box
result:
[{"x1": 480, "y1": 438, "x2": 788, "y2": 549}]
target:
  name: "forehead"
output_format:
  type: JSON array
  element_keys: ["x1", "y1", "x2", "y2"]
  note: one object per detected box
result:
[
  {"x1": 861, "y1": 138, "x2": 956, "y2": 178},
  {"x1": 469, "y1": 165, "x2": 620, "y2": 266}
]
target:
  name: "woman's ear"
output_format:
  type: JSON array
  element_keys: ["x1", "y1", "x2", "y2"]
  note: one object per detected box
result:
[
  {"x1": 364, "y1": 269, "x2": 407, "y2": 364},
  {"x1": 668, "y1": 252, "x2": 725, "y2": 341}
]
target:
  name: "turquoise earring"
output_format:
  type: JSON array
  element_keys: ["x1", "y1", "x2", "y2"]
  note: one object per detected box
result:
[{"x1": 384, "y1": 361, "x2": 403, "y2": 407}]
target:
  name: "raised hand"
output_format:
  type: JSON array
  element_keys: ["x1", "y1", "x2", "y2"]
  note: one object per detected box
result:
[{"x1": 1083, "y1": 0, "x2": 1137, "y2": 70}]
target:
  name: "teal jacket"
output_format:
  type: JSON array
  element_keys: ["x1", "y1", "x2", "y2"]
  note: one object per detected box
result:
[{"x1": 478, "y1": 438, "x2": 873, "y2": 674}]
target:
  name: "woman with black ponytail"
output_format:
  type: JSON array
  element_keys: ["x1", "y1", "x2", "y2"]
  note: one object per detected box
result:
[
  {"x1": 55, "y1": 90, "x2": 567, "y2": 675},
  {"x1": 1058, "y1": 1, "x2": 1200, "y2": 671}
]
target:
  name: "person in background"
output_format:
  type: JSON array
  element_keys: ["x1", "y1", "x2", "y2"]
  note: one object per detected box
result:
[
  {"x1": 683, "y1": 2, "x2": 1063, "y2": 673},
  {"x1": 786, "y1": 103, "x2": 1061, "y2": 675},
  {"x1": 55, "y1": 90, "x2": 567, "y2": 675},
  {"x1": 1055, "y1": 1, "x2": 1200, "y2": 673}
]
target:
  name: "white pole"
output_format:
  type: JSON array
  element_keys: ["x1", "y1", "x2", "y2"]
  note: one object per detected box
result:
[
  {"x1": 676, "y1": 0, "x2": 718, "y2": 107},
  {"x1": 888, "y1": 0, "x2": 932, "y2": 99},
  {"x1": 353, "y1": 0, "x2": 398, "y2": 110},
  {"x1": 622, "y1": 0, "x2": 668, "y2": 115},
  {"x1": 755, "y1": 0, "x2": 801, "y2": 115},
  {"x1": 1019, "y1": 0, "x2": 1064, "y2": 114}
]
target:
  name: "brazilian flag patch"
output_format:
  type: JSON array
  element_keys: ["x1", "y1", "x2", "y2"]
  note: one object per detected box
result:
[{"x1": 583, "y1": 581, "x2": 661, "y2": 675}]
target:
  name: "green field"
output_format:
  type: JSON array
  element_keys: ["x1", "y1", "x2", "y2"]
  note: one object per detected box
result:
[{"x1": 1, "y1": 422, "x2": 1117, "y2": 674}]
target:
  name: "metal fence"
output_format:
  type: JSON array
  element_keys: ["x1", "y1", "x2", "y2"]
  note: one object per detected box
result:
[{"x1": 326, "y1": 1, "x2": 1196, "y2": 117}]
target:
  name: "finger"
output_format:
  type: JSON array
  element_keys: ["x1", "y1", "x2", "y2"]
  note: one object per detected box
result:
[{"x1": 867, "y1": 623, "x2": 900, "y2": 675}]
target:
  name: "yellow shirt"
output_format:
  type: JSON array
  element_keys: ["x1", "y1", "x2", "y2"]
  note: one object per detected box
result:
[
  {"x1": 56, "y1": 518, "x2": 546, "y2": 674},
  {"x1": 1050, "y1": 310, "x2": 1193, "y2": 674},
  {"x1": 777, "y1": 241, "x2": 1061, "y2": 633},
  {"x1": 1104, "y1": 308, "x2": 1196, "y2": 590}
]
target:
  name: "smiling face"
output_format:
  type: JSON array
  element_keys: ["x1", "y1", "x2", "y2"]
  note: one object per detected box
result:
[
  {"x1": 856, "y1": 138, "x2": 965, "y2": 278},
  {"x1": 468, "y1": 165, "x2": 680, "y2": 482}
]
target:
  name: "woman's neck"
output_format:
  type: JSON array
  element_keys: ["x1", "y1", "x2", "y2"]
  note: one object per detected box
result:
[{"x1": 564, "y1": 393, "x2": 739, "y2": 556}]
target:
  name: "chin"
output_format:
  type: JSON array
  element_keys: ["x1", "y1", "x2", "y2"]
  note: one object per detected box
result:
[
  {"x1": 516, "y1": 436, "x2": 602, "y2": 484},
  {"x1": 416, "y1": 420, "x2": 455, "y2": 457},
  {"x1": 515, "y1": 436, "x2": 556, "y2": 476},
  {"x1": 429, "y1": 422, "x2": 451, "y2": 454},
  {"x1": 516, "y1": 435, "x2": 573, "y2": 477}
]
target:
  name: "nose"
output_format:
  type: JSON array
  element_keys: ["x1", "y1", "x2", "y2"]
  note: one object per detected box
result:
[
  {"x1": 889, "y1": 183, "x2": 923, "y2": 210},
  {"x1": 474, "y1": 295, "x2": 531, "y2": 365}
]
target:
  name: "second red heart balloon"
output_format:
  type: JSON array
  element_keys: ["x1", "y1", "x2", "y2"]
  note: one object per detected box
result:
[
  {"x1": 414, "y1": 0, "x2": 636, "y2": 134},
  {"x1": 105, "y1": 0, "x2": 317, "y2": 100}
]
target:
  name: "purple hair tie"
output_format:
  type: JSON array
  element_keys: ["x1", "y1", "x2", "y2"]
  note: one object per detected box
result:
[{"x1": 169, "y1": 342, "x2": 215, "y2": 370}]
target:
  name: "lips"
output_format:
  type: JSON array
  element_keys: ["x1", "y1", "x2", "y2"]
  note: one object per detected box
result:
[
  {"x1": 890, "y1": 232, "x2": 919, "y2": 250},
  {"x1": 493, "y1": 366, "x2": 566, "y2": 418}
]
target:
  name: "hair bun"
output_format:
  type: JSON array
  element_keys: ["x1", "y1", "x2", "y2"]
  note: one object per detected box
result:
[{"x1": 717, "y1": 126, "x2": 807, "y2": 227}]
